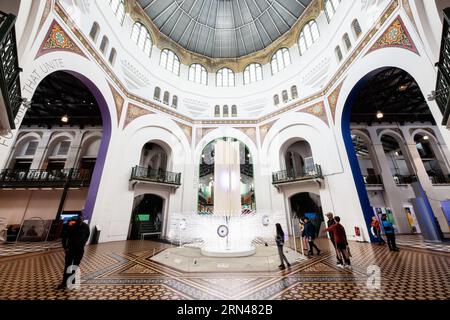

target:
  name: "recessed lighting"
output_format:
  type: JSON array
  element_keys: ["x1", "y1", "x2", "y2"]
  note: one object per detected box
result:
[
  {"x1": 61, "y1": 115, "x2": 69, "y2": 123},
  {"x1": 376, "y1": 111, "x2": 384, "y2": 119},
  {"x1": 423, "y1": 135, "x2": 429, "y2": 140},
  {"x1": 399, "y1": 85, "x2": 408, "y2": 92}
]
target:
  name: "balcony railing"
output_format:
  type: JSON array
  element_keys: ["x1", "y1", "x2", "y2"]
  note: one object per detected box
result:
[
  {"x1": 393, "y1": 175, "x2": 418, "y2": 185},
  {"x1": 199, "y1": 163, "x2": 254, "y2": 178},
  {"x1": 429, "y1": 174, "x2": 450, "y2": 185},
  {"x1": 363, "y1": 175, "x2": 383, "y2": 185},
  {"x1": 130, "y1": 166, "x2": 181, "y2": 186},
  {"x1": 436, "y1": 8, "x2": 450, "y2": 124},
  {"x1": 272, "y1": 165, "x2": 322, "y2": 185},
  {"x1": 0, "y1": 168, "x2": 92, "y2": 188},
  {"x1": 0, "y1": 11, "x2": 22, "y2": 130}
]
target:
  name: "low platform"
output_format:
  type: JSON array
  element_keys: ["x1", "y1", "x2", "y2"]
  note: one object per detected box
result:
[{"x1": 150, "y1": 245, "x2": 306, "y2": 272}]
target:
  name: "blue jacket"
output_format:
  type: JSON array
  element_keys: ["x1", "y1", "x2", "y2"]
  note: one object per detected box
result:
[
  {"x1": 303, "y1": 222, "x2": 316, "y2": 239},
  {"x1": 382, "y1": 220, "x2": 395, "y2": 234}
]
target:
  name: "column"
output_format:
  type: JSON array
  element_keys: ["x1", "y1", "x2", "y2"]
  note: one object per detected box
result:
[
  {"x1": 367, "y1": 128, "x2": 410, "y2": 233},
  {"x1": 64, "y1": 131, "x2": 83, "y2": 169},
  {"x1": 401, "y1": 128, "x2": 449, "y2": 232},
  {"x1": 30, "y1": 131, "x2": 52, "y2": 169}
]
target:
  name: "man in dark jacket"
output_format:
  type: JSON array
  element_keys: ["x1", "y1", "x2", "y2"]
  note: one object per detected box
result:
[
  {"x1": 303, "y1": 217, "x2": 321, "y2": 256},
  {"x1": 58, "y1": 215, "x2": 90, "y2": 289},
  {"x1": 326, "y1": 212, "x2": 343, "y2": 265}
]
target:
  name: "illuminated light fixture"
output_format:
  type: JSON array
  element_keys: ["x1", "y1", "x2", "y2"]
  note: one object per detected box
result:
[
  {"x1": 61, "y1": 114, "x2": 69, "y2": 123},
  {"x1": 399, "y1": 85, "x2": 408, "y2": 92},
  {"x1": 423, "y1": 135, "x2": 429, "y2": 141},
  {"x1": 376, "y1": 111, "x2": 384, "y2": 119}
]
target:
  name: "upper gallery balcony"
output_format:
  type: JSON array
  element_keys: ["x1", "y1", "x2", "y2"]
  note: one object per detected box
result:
[
  {"x1": 0, "y1": 168, "x2": 92, "y2": 189},
  {"x1": 130, "y1": 166, "x2": 181, "y2": 189},
  {"x1": 272, "y1": 164, "x2": 323, "y2": 189},
  {"x1": 0, "y1": 11, "x2": 22, "y2": 133}
]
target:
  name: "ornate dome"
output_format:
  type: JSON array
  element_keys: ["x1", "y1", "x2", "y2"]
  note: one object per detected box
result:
[{"x1": 137, "y1": 0, "x2": 313, "y2": 59}]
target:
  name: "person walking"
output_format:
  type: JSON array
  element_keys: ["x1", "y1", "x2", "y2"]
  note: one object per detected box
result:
[
  {"x1": 381, "y1": 214, "x2": 399, "y2": 251},
  {"x1": 325, "y1": 212, "x2": 343, "y2": 265},
  {"x1": 303, "y1": 217, "x2": 321, "y2": 256},
  {"x1": 58, "y1": 215, "x2": 91, "y2": 289},
  {"x1": 275, "y1": 223, "x2": 291, "y2": 270},
  {"x1": 371, "y1": 216, "x2": 385, "y2": 245},
  {"x1": 323, "y1": 216, "x2": 351, "y2": 269}
]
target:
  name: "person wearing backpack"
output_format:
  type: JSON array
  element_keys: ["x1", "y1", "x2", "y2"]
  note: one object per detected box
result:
[
  {"x1": 303, "y1": 217, "x2": 321, "y2": 256},
  {"x1": 381, "y1": 214, "x2": 399, "y2": 251}
]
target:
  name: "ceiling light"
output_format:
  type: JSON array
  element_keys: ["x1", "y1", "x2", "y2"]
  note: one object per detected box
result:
[
  {"x1": 399, "y1": 85, "x2": 408, "y2": 92},
  {"x1": 61, "y1": 114, "x2": 69, "y2": 123},
  {"x1": 423, "y1": 135, "x2": 429, "y2": 141},
  {"x1": 376, "y1": 111, "x2": 384, "y2": 119}
]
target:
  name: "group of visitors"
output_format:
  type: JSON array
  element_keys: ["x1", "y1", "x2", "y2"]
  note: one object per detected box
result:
[{"x1": 276, "y1": 212, "x2": 400, "y2": 271}]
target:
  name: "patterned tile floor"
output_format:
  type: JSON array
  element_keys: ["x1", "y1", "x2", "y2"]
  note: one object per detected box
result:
[{"x1": 0, "y1": 238, "x2": 448, "y2": 300}]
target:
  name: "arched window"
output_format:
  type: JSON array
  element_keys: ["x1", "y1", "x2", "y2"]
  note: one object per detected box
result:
[
  {"x1": 274, "y1": 94, "x2": 280, "y2": 106},
  {"x1": 343, "y1": 33, "x2": 352, "y2": 51},
  {"x1": 271, "y1": 48, "x2": 291, "y2": 75},
  {"x1": 243, "y1": 63, "x2": 263, "y2": 85},
  {"x1": 99, "y1": 36, "x2": 109, "y2": 55},
  {"x1": 214, "y1": 105, "x2": 220, "y2": 117},
  {"x1": 163, "y1": 91, "x2": 170, "y2": 105},
  {"x1": 291, "y1": 86, "x2": 298, "y2": 99},
  {"x1": 131, "y1": 22, "x2": 152, "y2": 57},
  {"x1": 298, "y1": 20, "x2": 320, "y2": 55},
  {"x1": 160, "y1": 49, "x2": 180, "y2": 75},
  {"x1": 172, "y1": 95, "x2": 178, "y2": 108},
  {"x1": 108, "y1": 48, "x2": 117, "y2": 65},
  {"x1": 352, "y1": 19, "x2": 362, "y2": 39},
  {"x1": 89, "y1": 22, "x2": 100, "y2": 42},
  {"x1": 154, "y1": 87, "x2": 161, "y2": 100},
  {"x1": 335, "y1": 46, "x2": 343, "y2": 63},
  {"x1": 216, "y1": 68, "x2": 235, "y2": 87},
  {"x1": 324, "y1": 0, "x2": 341, "y2": 22},
  {"x1": 109, "y1": 0, "x2": 125, "y2": 25},
  {"x1": 188, "y1": 64, "x2": 208, "y2": 85},
  {"x1": 231, "y1": 105, "x2": 237, "y2": 117},
  {"x1": 282, "y1": 90, "x2": 289, "y2": 103},
  {"x1": 223, "y1": 105, "x2": 229, "y2": 117}
]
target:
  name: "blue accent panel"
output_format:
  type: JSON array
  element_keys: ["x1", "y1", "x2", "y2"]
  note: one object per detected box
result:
[{"x1": 340, "y1": 79, "x2": 377, "y2": 243}]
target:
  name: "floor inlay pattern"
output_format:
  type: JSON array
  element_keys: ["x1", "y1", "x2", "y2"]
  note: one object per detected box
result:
[{"x1": 0, "y1": 239, "x2": 448, "y2": 300}]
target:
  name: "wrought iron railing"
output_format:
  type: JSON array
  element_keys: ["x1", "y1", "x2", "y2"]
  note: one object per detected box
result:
[
  {"x1": 393, "y1": 175, "x2": 418, "y2": 185},
  {"x1": 130, "y1": 166, "x2": 181, "y2": 185},
  {"x1": 272, "y1": 165, "x2": 322, "y2": 185},
  {"x1": 199, "y1": 163, "x2": 254, "y2": 178},
  {"x1": 363, "y1": 174, "x2": 383, "y2": 185},
  {"x1": 0, "y1": 168, "x2": 92, "y2": 188},
  {"x1": 429, "y1": 174, "x2": 450, "y2": 185},
  {"x1": 436, "y1": 8, "x2": 450, "y2": 124},
  {"x1": 0, "y1": 11, "x2": 22, "y2": 129}
]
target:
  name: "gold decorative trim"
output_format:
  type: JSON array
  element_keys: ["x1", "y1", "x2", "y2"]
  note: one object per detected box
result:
[
  {"x1": 124, "y1": 103, "x2": 154, "y2": 128},
  {"x1": 108, "y1": 83, "x2": 125, "y2": 126}
]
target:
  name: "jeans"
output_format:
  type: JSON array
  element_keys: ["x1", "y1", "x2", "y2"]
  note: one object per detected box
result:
[
  {"x1": 386, "y1": 234, "x2": 398, "y2": 250},
  {"x1": 330, "y1": 239, "x2": 343, "y2": 264},
  {"x1": 277, "y1": 245, "x2": 290, "y2": 266},
  {"x1": 374, "y1": 228, "x2": 385, "y2": 244},
  {"x1": 61, "y1": 249, "x2": 84, "y2": 287}
]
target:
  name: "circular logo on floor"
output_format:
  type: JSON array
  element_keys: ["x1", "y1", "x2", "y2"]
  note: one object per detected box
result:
[{"x1": 217, "y1": 225, "x2": 229, "y2": 237}]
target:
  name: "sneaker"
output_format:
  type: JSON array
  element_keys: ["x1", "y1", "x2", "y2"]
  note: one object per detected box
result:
[
  {"x1": 317, "y1": 250, "x2": 321, "y2": 256},
  {"x1": 279, "y1": 265, "x2": 286, "y2": 270},
  {"x1": 344, "y1": 265, "x2": 352, "y2": 270},
  {"x1": 287, "y1": 263, "x2": 291, "y2": 267},
  {"x1": 337, "y1": 264, "x2": 344, "y2": 269},
  {"x1": 57, "y1": 284, "x2": 67, "y2": 290}
]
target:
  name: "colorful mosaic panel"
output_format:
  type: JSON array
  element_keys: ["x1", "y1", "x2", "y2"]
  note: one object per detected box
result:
[
  {"x1": 108, "y1": 83, "x2": 125, "y2": 126},
  {"x1": 124, "y1": 104, "x2": 154, "y2": 128},
  {"x1": 259, "y1": 121, "x2": 277, "y2": 145},
  {"x1": 36, "y1": 20, "x2": 86, "y2": 59},
  {"x1": 368, "y1": 16, "x2": 418, "y2": 55},
  {"x1": 327, "y1": 81, "x2": 344, "y2": 123},
  {"x1": 297, "y1": 102, "x2": 328, "y2": 126},
  {"x1": 175, "y1": 121, "x2": 193, "y2": 144}
]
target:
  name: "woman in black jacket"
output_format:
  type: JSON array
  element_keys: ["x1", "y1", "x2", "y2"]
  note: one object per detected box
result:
[{"x1": 275, "y1": 223, "x2": 291, "y2": 270}]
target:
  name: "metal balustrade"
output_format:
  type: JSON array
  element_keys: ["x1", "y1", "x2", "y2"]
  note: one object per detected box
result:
[
  {"x1": 437, "y1": 8, "x2": 450, "y2": 124},
  {"x1": 393, "y1": 175, "x2": 418, "y2": 185},
  {"x1": 272, "y1": 164, "x2": 322, "y2": 185},
  {"x1": 0, "y1": 11, "x2": 22, "y2": 129},
  {"x1": 199, "y1": 163, "x2": 254, "y2": 178},
  {"x1": 130, "y1": 166, "x2": 181, "y2": 185},
  {"x1": 0, "y1": 168, "x2": 92, "y2": 188},
  {"x1": 429, "y1": 174, "x2": 450, "y2": 185},
  {"x1": 363, "y1": 174, "x2": 383, "y2": 185}
]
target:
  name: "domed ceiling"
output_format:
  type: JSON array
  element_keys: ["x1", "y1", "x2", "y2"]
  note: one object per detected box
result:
[{"x1": 137, "y1": 0, "x2": 313, "y2": 59}]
